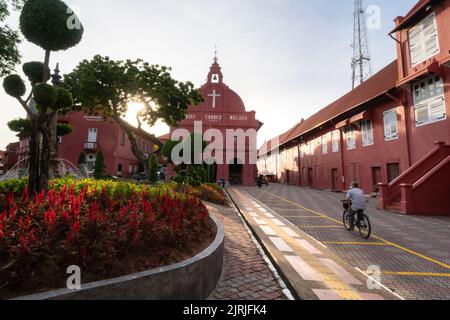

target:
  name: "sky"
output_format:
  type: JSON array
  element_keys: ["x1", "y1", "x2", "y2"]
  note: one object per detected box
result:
[{"x1": 0, "y1": 0, "x2": 418, "y2": 150}]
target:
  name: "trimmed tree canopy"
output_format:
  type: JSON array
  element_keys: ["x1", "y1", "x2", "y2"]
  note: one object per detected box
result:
[
  {"x1": 23, "y1": 61, "x2": 50, "y2": 84},
  {"x1": 3, "y1": 74, "x2": 25, "y2": 97},
  {"x1": 19, "y1": 0, "x2": 84, "y2": 51},
  {"x1": 34, "y1": 83, "x2": 57, "y2": 107},
  {"x1": 54, "y1": 87, "x2": 73, "y2": 112}
]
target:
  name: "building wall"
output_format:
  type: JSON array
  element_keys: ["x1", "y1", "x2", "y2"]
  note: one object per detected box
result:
[{"x1": 58, "y1": 112, "x2": 154, "y2": 178}]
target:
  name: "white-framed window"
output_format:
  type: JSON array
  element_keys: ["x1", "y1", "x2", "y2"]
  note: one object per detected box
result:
[
  {"x1": 88, "y1": 128, "x2": 98, "y2": 143},
  {"x1": 120, "y1": 132, "x2": 126, "y2": 146},
  {"x1": 331, "y1": 130, "x2": 340, "y2": 153},
  {"x1": 413, "y1": 75, "x2": 446, "y2": 126},
  {"x1": 308, "y1": 141, "x2": 314, "y2": 156},
  {"x1": 322, "y1": 135, "x2": 328, "y2": 154},
  {"x1": 345, "y1": 126, "x2": 356, "y2": 150},
  {"x1": 383, "y1": 109, "x2": 399, "y2": 141},
  {"x1": 409, "y1": 11, "x2": 439, "y2": 67},
  {"x1": 361, "y1": 120, "x2": 374, "y2": 146},
  {"x1": 300, "y1": 144, "x2": 305, "y2": 158}
]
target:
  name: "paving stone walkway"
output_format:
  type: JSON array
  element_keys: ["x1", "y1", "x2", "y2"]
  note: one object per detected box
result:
[{"x1": 206, "y1": 202, "x2": 288, "y2": 300}]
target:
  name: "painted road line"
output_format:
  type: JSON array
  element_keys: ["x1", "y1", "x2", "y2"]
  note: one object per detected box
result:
[
  {"x1": 297, "y1": 225, "x2": 343, "y2": 229},
  {"x1": 381, "y1": 271, "x2": 450, "y2": 277},
  {"x1": 322, "y1": 242, "x2": 390, "y2": 246},
  {"x1": 271, "y1": 219, "x2": 285, "y2": 227},
  {"x1": 260, "y1": 226, "x2": 278, "y2": 236},
  {"x1": 312, "y1": 289, "x2": 342, "y2": 301},
  {"x1": 285, "y1": 255, "x2": 323, "y2": 282},
  {"x1": 280, "y1": 226, "x2": 301, "y2": 238},
  {"x1": 265, "y1": 190, "x2": 450, "y2": 272},
  {"x1": 319, "y1": 258, "x2": 362, "y2": 285},
  {"x1": 355, "y1": 267, "x2": 405, "y2": 300},
  {"x1": 269, "y1": 237, "x2": 294, "y2": 253},
  {"x1": 295, "y1": 239, "x2": 323, "y2": 256}
]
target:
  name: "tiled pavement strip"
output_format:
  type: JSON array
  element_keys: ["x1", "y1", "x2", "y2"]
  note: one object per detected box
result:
[
  {"x1": 206, "y1": 202, "x2": 292, "y2": 300},
  {"x1": 231, "y1": 184, "x2": 450, "y2": 300}
]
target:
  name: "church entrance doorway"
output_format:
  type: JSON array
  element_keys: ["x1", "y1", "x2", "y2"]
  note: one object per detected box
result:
[{"x1": 229, "y1": 158, "x2": 243, "y2": 185}]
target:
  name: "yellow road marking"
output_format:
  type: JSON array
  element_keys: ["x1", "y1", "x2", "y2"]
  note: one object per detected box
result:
[
  {"x1": 297, "y1": 225, "x2": 343, "y2": 229},
  {"x1": 262, "y1": 190, "x2": 450, "y2": 271},
  {"x1": 323, "y1": 242, "x2": 389, "y2": 246},
  {"x1": 382, "y1": 271, "x2": 450, "y2": 278}
]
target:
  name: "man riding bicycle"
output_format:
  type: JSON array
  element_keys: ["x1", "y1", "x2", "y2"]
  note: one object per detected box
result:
[{"x1": 346, "y1": 181, "x2": 366, "y2": 231}]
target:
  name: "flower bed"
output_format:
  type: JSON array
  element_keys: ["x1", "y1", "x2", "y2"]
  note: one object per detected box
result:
[{"x1": 0, "y1": 179, "x2": 216, "y2": 300}]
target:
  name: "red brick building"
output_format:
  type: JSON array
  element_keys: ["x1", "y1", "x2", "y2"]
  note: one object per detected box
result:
[
  {"x1": 0, "y1": 150, "x2": 5, "y2": 175},
  {"x1": 168, "y1": 56, "x2": 262, "y2": 186},
  {"x1": 3, "y1": 142, "x2": 20, "y2": 173},
  {"x1": 58, "y1": 112, "x2": 160, "y2": 178},
  {"x1": 258, "y1": 0, "x2": 450, "y2": 216}
]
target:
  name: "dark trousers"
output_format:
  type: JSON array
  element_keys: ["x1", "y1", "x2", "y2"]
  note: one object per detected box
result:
[{"x1": 348, "y1": 209, "x2": 363, "y2": 228}]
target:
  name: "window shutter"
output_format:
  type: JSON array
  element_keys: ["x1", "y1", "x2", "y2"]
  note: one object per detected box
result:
[
  {"x1": 415, "y1": 103, "x2": 429, "y2": 125},
  {"x1": 429, "y1": 97, "x2": 446, "y2": 120}
]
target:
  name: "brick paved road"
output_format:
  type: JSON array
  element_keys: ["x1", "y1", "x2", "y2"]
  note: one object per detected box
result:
[
  {"x1": 206, "y1": 202, "x2": 289, "y2": 300},
  {"x1": 238, "y1": 184, "x2": 450, "y2": 300}
]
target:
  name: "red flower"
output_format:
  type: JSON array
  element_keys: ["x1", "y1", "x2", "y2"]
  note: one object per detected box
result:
[
  {"x1": 44, "y1": 208, "x2": 57, "y2": 228},
  {"x1": 72, "y1": 221, "x2": 81, "y2": 235},
  {"x1": 22, "y1": 186, "x2": 29, "y2": 203}
]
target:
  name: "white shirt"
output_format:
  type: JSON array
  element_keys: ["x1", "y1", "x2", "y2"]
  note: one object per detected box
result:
[{"x1": 346, "y1": 188, "x2": 366, "y2": 211}]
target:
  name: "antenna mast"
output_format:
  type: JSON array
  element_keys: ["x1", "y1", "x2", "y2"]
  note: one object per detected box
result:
[{"x1": 351, "y1": 0, "x2": 372, "y2": 89}]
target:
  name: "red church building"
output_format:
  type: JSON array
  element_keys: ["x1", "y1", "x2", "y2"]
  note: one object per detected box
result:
[
  {"x1": 258, "y1": 0, "x2": 450, "y2": 216},
  {"x1": 168, "y1": 55, "x2": 262, "y2": 186}
]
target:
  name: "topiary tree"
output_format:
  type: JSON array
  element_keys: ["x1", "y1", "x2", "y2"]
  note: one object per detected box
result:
[
  {"x1": 93, "y1": 151, "x2": 106, "y2": 180},
  {"x1": 2, "y1": 0, "x2": 83, "y2": 193},
  {"x1": 148, "y1": 154, "x2": 158, "y2": 184}
]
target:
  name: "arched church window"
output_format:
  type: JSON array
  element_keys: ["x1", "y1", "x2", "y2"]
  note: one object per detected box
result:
[{"x1": 211, "y1": 74, "x2": 219, "y2": 83}]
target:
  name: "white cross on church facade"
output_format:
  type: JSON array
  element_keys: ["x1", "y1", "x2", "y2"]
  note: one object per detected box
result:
[{"x1": 208, "y1": 90, "x2": 221, "y2": 109}]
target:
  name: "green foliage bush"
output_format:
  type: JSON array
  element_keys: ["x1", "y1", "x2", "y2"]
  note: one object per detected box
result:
[
  {"x1": 33, "y1": 83, "x2": 57, "y2": 107},
  {"x1": 19, "y1": 0, "x2": 84, "y2": 52},
  {"x1": 93, "y1": 151, "x2": 106, "y2": 180},
  {"x1": 55, "y1": 87, "x2": 73, "y2": 112},
  {"x1": 3, "y1": 74, "x2": 25, "y2": 97},
  {"x1": 148, "y1": 154, "x2": 158, "y2": 183},
  {"x1": 22, "y1": 61, "x2": 50, "y2": 84}
]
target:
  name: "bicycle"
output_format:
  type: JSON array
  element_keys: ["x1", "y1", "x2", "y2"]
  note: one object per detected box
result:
[{"x1": 341, "y1": 200, "x2": 372, "y2": 240}]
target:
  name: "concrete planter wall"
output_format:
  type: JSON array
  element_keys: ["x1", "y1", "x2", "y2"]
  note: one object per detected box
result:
[{"x1": 14, "y1": 215, "x2": 224, "y2": 300}]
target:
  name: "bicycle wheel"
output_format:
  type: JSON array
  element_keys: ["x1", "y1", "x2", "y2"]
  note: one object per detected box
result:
[
  {"x1": 343, "y1": 210, "x2": 352, "y2": 231},
  {"x1": 357, "y1": 214, "x2": 371, "y2": 239}
]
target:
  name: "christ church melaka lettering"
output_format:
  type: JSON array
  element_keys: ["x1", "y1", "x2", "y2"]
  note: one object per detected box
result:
[
  {"x1": 205, "y1": 115, "x2": 222, "y2": 121},
  {"x1": 230, "y1": 115, "x2": 248, "y2": 121}
]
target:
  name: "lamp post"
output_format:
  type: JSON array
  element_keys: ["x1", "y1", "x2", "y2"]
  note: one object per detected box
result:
[{"x1": 49, "y1": 63, "x2": 62, "y2": 177}]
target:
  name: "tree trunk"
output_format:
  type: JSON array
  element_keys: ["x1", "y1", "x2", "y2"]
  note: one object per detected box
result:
[
  {"x1": 28, "y1": 117, "x2": 41, "y2": 195},
  {"x1": 39, "y1": 114, "x2": 55, "y2": 191}
]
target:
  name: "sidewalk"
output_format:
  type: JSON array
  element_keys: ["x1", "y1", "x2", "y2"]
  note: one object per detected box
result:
[
  {"x1": 227, "y1": 187, "x2": 400, "y2": 300},
  {"x1": 206, "y1": 202, "x2": 290, "y2": 300}
]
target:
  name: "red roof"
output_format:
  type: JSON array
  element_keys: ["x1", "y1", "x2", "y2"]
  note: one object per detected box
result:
[
  {"x1": 390, "y1": 0, "x2": 435, "y2": 34},
  {"x1": 158, "y1": 133, "x2": 171, "y2": 142},
  {"x1": 260, "y1": 60, "x2": 399, "y2": 155}
]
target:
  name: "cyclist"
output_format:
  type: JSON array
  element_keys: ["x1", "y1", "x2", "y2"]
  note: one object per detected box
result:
[{"x1": 346, "y1": 181, "x2": 366, "y2": 230}]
